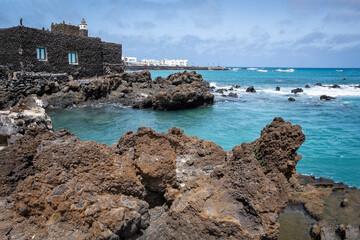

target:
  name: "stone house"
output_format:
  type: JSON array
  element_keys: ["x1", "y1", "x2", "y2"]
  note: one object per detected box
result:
[{"x1": 0, "y1": 19, "x2": 123, "y2": 78}]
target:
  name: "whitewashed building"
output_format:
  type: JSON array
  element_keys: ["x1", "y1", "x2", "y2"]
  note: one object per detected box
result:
[
  {"x1": 122, "y1": 56, "x2": 138, "y2": 65},
  {"x1": 160, "y1": 59, "x2": 188, "y2": 67},
  {"x1": 140, "y1": 59, "x2": 161, "y2": 66}
]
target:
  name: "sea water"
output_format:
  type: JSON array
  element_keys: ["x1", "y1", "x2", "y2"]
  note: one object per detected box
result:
[{"x1": 48, "y1": 68, "x2": 360, "y2": 188}]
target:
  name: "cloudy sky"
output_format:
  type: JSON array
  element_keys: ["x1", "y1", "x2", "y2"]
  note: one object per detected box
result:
[{"x1": 1, "y1": 0, "x2": 359, "y2": 67}]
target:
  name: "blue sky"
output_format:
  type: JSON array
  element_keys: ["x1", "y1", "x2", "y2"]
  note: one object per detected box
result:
[{"x1": 1, "y1": 0, "x2": 360, "y2": 67}]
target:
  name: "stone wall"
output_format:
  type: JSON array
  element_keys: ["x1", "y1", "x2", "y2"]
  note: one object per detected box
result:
[
  {"x1": 101, "y1": 41, "x2": 124, "y2": 74},
  {"x1": 51, "y1": 23, "x2": 81, "y2": 36},
  {"x1": 0, "y1": 26, "x2": 122, "y2": 78}
]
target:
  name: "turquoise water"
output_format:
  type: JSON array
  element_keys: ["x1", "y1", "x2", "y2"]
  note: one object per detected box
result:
[{"x1": 48, "y1": 68, "x2": 360, "y2": 188}]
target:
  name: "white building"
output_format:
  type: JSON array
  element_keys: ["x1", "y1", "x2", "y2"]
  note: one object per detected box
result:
[
  {"x1": 122, "y1": 56, "x2": 189, "y2": 67},
  {"x1": 160, "y1": 59, "x2": 188, "y2": 67},
  {"x1": 140, "y1": 59, "x2": 161, "y2": 66},
  {"x1": 122, "y1": 56, "x2": 138, "y2": 65}
]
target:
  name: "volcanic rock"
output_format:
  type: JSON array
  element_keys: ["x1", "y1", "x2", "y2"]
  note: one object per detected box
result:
[
  {"x1": 291, "y1": 88, "x2": 303, "y2": 94},
  {"x1": 150, "y1": 71, "x2": 214, "y2": 110},
  {"x1": 228, "y1": 92, "x2": 238, "y2": 98},
  {"x1": 330, "y1": 84, "x2": 341, "y2": 88},
  {"x1": 305, "y1": 84, "x2": 310, "y2": 88},
  {"x1": 288, "y1": 97, "x2": 296, "y2": 101},
  {"x1": 215, "y1": 89, "x2": 224, "y2": 94},
  {"x1": 0, "y1": 96, "x2": 53, "y2": 145},
  {"x1": 315, "y1": 83, "x2": 323, "y2": 86},
  {"x1": 246, "y1": 86, "x2": 256, "y2": 93},
  {"x1": 1, "y1": 116, "x2": 358, "y2": 240},
  {"x1": 1, "y1": 70, "x2": 214, "y2": 111},
  {"x1": 320, "y1": 95, "x2": 336, "y2": 101},
  {"x1": 276, "y1": 86, "x2": 280, "y2": 91},
  {"x1": 140, "y1": 117, "x2": 305, "y2": 239}
]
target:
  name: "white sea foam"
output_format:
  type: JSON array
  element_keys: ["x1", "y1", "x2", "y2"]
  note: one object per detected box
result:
[
  {"x1": 210, "y1": 82, "x2": 360, "y2": 98},
  {"x1": 276, "y1": 68, "x2": 295, "y2": 73},
  {"x1": 302, "y1": 85, "x2": 360, "y2": 97}
]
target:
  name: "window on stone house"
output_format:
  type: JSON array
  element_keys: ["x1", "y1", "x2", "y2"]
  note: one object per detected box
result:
[
  {"x1": 36, "y1": 47, "x2": 47, "y2": 61},
  {"x1": 68, "y1": 52, "x2": 78, "y2": 65}
]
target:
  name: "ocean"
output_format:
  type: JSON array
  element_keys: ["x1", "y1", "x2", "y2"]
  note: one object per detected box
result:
[{"x1": 48, "y1": 68, "x2": 360, "y2": 188}]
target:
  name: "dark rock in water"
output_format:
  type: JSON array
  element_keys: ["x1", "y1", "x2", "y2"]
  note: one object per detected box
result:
[
  {"x1": 215, "y1": 89, "x2": 224, "y2": 94},
  {"x1": 305, "y1": 84, "x2": 310, "y2": 88},
  {"x1": 228, "y1": 92, "x2": 238, "y2": 98},
  {"x1": 229, "y1": 87, "x2": 234, "y2": 91},
  {"x1": 315, "y1": 83, "x2": 323, "y2": 86},
  {"x1": 342, "y1": 78, "x2": 346, "y2": 80},
  {"x1": 354, "y1": 85, "x2": 360, "y2": 88},
  {"x1": 330, "y1": 84, "x2": 341, "y2": 88},
  {"x1": 210, "y1": 86, "x2": 215, "y2": 90},
  {"x1": 288, "y1": 97, "x2": 296, "y2": 101},
  {"x1": 151, "y1": 71, "x2": 214, "y2": 110},
  {"x1": 291, "y1": 88, "x2": 303, "y2": 94},
  {"x1": 320, "y1": 95, "x2": 336, "y2": 101},
  {"x1": 233, "y1": 85, "x2": 241, "y2": 88},
  {"x1": 246, "y1": 86, "x2": 256, "y2": 93},
  {"x1": 276, "y1": 86, "x2": 280, "y2": 91}
]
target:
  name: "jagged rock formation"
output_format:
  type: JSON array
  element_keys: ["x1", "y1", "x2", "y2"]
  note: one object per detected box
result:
[
  {"x1": 0, "y1": 117, "x2": 359, "y2": 239},
  {"x1": 0, "y1": 70, "x2": 214, "y2": 111},
  {"x1": 0, "y1": 96, "x2": 52, "y2": 146}
]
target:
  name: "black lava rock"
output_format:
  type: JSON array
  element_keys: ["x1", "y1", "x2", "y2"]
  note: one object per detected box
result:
[
  {"x1": 320, "y1": 95, "x2": 336, "y2": 101},
  {"x1": 228, "y1": 92, "x2": 238, "y2": 98},
  {"x1": 288, "y1": 97, "x2": 296, "y2": 101},
  {"x1": 276, "y1": 86, "x2": 280, "y2": 91},
  {"x1": 291, "y1": 88, "x2": 303, "y2": 94},
  {"x1": 246, "y1": 86, "x2": 256, "y2": 93}
]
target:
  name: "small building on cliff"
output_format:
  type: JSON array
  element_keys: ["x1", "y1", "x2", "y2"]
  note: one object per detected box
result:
[{"x1": 0, "y1": 19, "x2": 123, "y2": 78}]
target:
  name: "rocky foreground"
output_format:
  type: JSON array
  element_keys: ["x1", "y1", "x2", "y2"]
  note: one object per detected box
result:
[
  {"x1": 0, "y1": 114, "x2": 359, "y2": 239},
  {"x1": 0, "y1": 70, "x2": 214, "y2": 111}
]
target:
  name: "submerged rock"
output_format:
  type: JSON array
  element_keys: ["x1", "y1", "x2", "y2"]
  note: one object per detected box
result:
[
  {"x1": 315, "y1": 83, "x2": 323, "y2": 86},
  {"x1": 330, "y1": 84, "x2": 341, "y2": 88},
  {"x1": 305, "y1": 84, "x2": 310, "y2": 88},
  {"x1": 228, "y1": 92, "x2": 238, "y2": 98},
  {"x1": 320, "y1": 95, "x2": 336, "y2": 101},
  {"x1": 215, "y1": 89, "x2": 224, "y2": 94},
  {"x1": 246, "y1": 86, "x2": 256, "y2": 93},
  {"x1": 291, "y1": 88, "x2": 303, "y2": 94},
  {"x1": 288, "y1": 97, "x2": 296, "y2": 101},
  {"x1": 276, "y1": 86, "x2": 280, "y2": 91}
]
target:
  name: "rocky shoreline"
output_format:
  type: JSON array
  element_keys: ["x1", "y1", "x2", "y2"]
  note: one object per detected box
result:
[
  {"x1": 0, "y1": 70, "x2": 214, "y2": 111},
  {"x1": 0, "y1": 70, "x2": 359, "y2": 239},
  {"x1": 0, "y1": 107, "x2": 359, "y2": 239}
]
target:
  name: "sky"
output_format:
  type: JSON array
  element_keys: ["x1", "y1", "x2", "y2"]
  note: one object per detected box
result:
[{"x1": 1, "y1": 0, "x2": 360, "y2": 67}]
